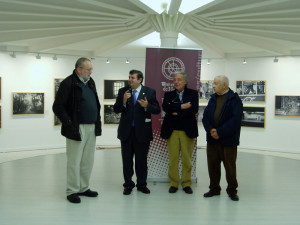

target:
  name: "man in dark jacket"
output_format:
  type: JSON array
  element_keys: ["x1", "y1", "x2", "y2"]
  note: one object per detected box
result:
[
  {"x1": 53, "y1": 57, "x2": 101, "y2": 203},
  {"x1": 113, "y1": 70, "x2": 160, "y2": 195},
  {"x1": 202, "y1": 75, "x2": 243, "y2": 201},
  {"x1": 161, "y1": 71, "x2": 199, "y2": 194}
]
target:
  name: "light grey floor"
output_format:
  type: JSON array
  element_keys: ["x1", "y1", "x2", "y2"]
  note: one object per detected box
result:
[{"x1": 0, "y1": 149, "x2": 300, "y2": 225}]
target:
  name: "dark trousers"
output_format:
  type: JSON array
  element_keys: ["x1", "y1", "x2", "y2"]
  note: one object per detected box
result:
[
  {"x1": 121, "y1": 127, "x2": 150, "y2": 188},
  {"x1": 206, "y1": 142, "x2": 238, "y2": 195}
]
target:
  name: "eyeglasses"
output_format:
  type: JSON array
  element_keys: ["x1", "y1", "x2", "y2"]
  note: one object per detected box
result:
[{"x1": 80, "y1": 67, "x2": 93, "y2": 72}]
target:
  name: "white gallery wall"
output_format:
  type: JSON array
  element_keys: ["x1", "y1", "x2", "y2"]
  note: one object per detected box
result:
[{"x1": 0, "y1": 52, "x2": 299, "y2": 153}]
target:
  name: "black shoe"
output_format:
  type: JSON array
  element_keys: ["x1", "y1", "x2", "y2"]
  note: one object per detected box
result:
[
  {"x1": 183, "y1": 186, "x2": 193, "y2": 194},
  {"x1": 168, "y1": 186, "x2": 178, "y2": 193},
  {"x1": 137, "y1": 186, "x2": 150, "y2": 194},
  {"x1": 78, "y1": 189, "x2": 98, "y2": 197},
  {"x1": 123, "y1": 187, "x2": 133, "y2": 195},
  {"x1": 229, "y1": 194, "x2": 239, "y2": 201},
  {"x1": 67, "y1": 194, "x2": 81, "y2": 203},
  {"x1": 203, "y1": 191, "x2": 220, "y2": 198}
]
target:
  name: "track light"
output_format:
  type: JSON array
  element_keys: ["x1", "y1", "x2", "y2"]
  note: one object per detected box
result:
[
  {"x1": 207, "y1": 59, "x2": 211, "y2": 65},
  {"x1": 125, "y1": 58, "x2": 130, "y2": 64},
  {"x1": 10, "y1": 52, "x2": 16, "y2": 58},
  {"x1": 273, "y1": 57, "x2": 279, "y2": 63},
  {"x1": 52, "y1": 55, "x2": 57, "y2": 60},
  {"x1": 106, "y1": 58, "x2": 110, "y2": 64},
  {"x1": 243, "y1": 59, "x2": 247, "y2": 64},
  {"x1": 36, "y1": 53, "x2": 41, "y2": 59}
]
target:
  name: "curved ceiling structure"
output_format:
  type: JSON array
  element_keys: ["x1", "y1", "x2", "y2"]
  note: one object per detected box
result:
[{"x1": 0, "y1": 0, "x2": 299, "y2": 59}]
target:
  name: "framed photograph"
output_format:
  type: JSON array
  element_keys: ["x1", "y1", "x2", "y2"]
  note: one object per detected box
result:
[
  {"x1": 198, "y1": 105, "x2": 206, "y2": 123},
  {"x1": 12, "y1": 92, "x2": 45, "y2": 115},
  {"x1": 275, "y1": 95, "x2": 300, "y2": 117},
  {"x1": 103, "y1": 104, "x2": 121, "y2": 125},
  {"x1": 0, "y1": 76, "x2": 2, "y2": 100},
  {"x1": 200, "y1": 80, "x2": 213, "y2": 101},
  {"x1": 104, "y1": 79, "x2": 128, "y2": 100},
  {"x1": 54, "y1": 78, "x2": 64, "y2": 126},
  {"x1": 242, "y1": 106, "x2": 265, "y2": 128},
  {"x1": 236, "y1": 80, "x2": 266, "y2": 102}
]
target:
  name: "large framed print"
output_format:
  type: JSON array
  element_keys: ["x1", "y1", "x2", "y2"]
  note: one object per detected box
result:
[
  {"x1": 242, "y1": 106, "x2": 265, "y2": 128},
  {"x1": 103, "y1": 104, "x2": 121, "y2": 125},
  {"x1": 104, "y1": 79, "x2": 128, "y2": 100},
  {"x1": 275, "y1": 95, "x2": 300, "y2": 117},
  {"x1": 236, "y1": 80, "x2": 266, "y2": 102},
  {"x1": 12, "y1": 92, "x2": 45, "y2": 115},
  {"x1": 198, "y1": 105, "x2": 206, "y2": 123},
  {"x1": 54, "y1": 78, "x2": 64, "y2": 125},
  {"x1": 200, "y1": 80, "x2": 213, "y2": 101}
]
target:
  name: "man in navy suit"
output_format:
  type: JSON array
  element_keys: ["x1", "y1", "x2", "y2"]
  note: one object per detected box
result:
[
  {"x1": 161, "y1": 71, "x2": 199, "y2": 194},
  {"x1": 113, "y1": 70, "x2": 160, "y2": 195}
]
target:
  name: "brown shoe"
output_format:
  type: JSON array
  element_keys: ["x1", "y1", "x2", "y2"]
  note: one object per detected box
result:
[
  {"x1": 123, "y1": 187, "x2": 133, "y2": 195},
  {"x1": 137, "y1": 186, "x2": 150, "y2": 194}
]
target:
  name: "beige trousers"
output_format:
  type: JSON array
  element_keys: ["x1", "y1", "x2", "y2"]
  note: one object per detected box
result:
[
  {"x1": 167, "y1": 130, "x2": 195, "y2": 188},
  {"x1": 66, "y1": 124, "x2": 96, "y2": 195}
]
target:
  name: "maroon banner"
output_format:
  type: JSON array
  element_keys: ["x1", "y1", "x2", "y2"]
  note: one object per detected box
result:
[{"x1": 145, "y1": 48, "x2": 202, "y2": 182}]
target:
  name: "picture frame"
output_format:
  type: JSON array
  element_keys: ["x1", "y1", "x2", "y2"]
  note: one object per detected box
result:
[
  {"x1": 242, "y1": 106, "x2": 265, "y2": 128},
  {"x1": 12, "y1": 92, "x2": 45, "y2": 115},
  {"x1": 54, "y1": 78, "x2": 64, "y2": 126},
  {"x1": 199, "y1": 80, "x2": 213, "y2": 101},
  {"x1": 104, "y1": 79, "x2": 128, "y2": 100},
  {"x1": 236, "y1": 80, "x2": 266, "y2": 102},
  {"x1": 198, "y1": 105, "x2": 206, "y2": 123},
  {"x1": 0, "y1": 76, "x2": 2, "y2": 100},
  {"x1": 103, "y1": 104, "x2": 121, "y2": 125},
  {"x1": 275, "y1": 95, "x2": 300, "y2": 117}
]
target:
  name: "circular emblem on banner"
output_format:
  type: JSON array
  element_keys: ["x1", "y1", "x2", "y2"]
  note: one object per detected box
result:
[{"x1": 162, "y1": 57, "x2": 185, "y2": 80}]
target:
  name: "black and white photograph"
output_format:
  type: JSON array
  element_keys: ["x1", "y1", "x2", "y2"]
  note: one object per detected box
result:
[
  {"x1": 275, "y1": 95, "x2": 300, "y2": 117},
  {"x1": 199, "y1": 80, "x2": 213, "y2": 101},
  {"x1": 242, "y1": 106, "x2": 265, "y2": 128},
  {"x1": 236, "y1": 80, "x2": 266, "y2": 102},
  {"x1": 12, "y1": 92, "x2": 45, "y2": 115},
  {"x1": 54, "y1": 78, "x2": 63, "y2": 125},
  {"x1": 104, "y1": 79, "x2": 128, "y2": 100},
  {"x1": 104, "y1": 104, "x2": 121, "y2": 125},
  {"x1": 198, "y1": 105, "x2": 206, "y2": 123}
]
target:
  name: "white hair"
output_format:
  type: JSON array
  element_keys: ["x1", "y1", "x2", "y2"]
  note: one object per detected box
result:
[{"x1": 215, "y1": 75, "x2": 229, "y2": 87}]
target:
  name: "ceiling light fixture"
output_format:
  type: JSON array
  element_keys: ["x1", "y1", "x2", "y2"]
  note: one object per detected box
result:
[
  {"x1": 36, "y1": 53, "x2": 41, "y2": 59},
  {"x1": 52, "y1": 55, "x2": 58, "y2": 60},
  {"x1": 243, "y1": 59, "x2": 247, "y2": 64},
  {"x1": 10, "y1": 52, "x2": 16, "y2": 58},
  {"x1": 273, "y1": 57, "x2": 279, "y2": 63},
  {"x1": 125, "y1": 58, "x2": 130, "y2": 64},
  {"x1": 207, "y1": 59, "x2": 211, "y2": 65},
  {"x1": 106, "y1": 58, "x2": 110, "y2": 64}
]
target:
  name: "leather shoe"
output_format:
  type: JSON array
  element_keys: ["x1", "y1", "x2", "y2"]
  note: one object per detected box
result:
[
  {"x1": 203, "y1": 191, "x2": 220, "y2": 198},
  {"x1": 183, "y1": 186, "x2": 193, "y2": 194},
  {"x1": 137, "y1": 186, "x2": 150, "y2": 194},
  {"x1": 229, "y1": 194, "x2": 239, "y2": 201},
  {"x1": 168, "y1": 186, "x2": 178, "y2": 193},
  {"x1": 78, "y1": 189, "x2": 98, "y2": 197},
  {"x1": 123, "y1": 187, "x2": 133, "y2": 195},
  {"x1": 67, "y1": 194, "x2": 81, "y2": 203}
]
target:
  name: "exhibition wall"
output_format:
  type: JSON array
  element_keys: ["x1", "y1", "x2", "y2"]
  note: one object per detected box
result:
[{"x1": 0, "y1": 53, "x2": 299, "y2": 153}]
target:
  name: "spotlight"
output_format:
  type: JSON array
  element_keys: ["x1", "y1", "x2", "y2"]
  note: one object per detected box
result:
[
  {"x1": 52, "y1": 55, "x2": 58, "y2": 60},
  {"x1": 207, "y1": 59, "x2": 211, "y2": 65},
  {"x1": 36, "y1": 54, "x2": 41, "y2": 59},
  {"x1": 243, "y1": 59, "x2": 247, "y2": 64},
  {"x1": 125, "y1": 58, "x2": 130, "y2": 64},
  {"x1": 106, "y1": 58, "x2": 110, "y2": 64},
  {"x1": 273, "y1": 57, "x2": 279, "y2": 63},
  {"x1": 10, "y1": 52, "x2": 16, "y2": 58}
]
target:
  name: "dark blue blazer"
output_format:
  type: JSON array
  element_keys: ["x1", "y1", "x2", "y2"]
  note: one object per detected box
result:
[
  {"x1": 113, "y1": 85, "x2": 160, "y2": 142},
  {"x1": 202, "y1": 89, "x2": 243, "y2": 146},
  {"x1": 160, "y1": 87, "x2": 199, "y2": 139}
]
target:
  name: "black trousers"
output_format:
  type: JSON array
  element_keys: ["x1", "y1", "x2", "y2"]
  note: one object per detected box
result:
[
  {"x1": 121, "y1": 127, "x2": 150, "y2": 188},
  {"x1": 206, "y1": 142, "x2": 238, "y2": 195}
]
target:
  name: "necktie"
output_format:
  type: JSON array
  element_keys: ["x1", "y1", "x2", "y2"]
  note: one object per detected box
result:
[{"x1": 132, "y1": 90, "x2": 137, "y2": 127}]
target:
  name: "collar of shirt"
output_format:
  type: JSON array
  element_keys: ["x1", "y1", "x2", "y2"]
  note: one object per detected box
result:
[
  {"x1": 133, "y1": 84, "x2": 142, "y2": 98},
  {"x1": 220, "y1": 89, "x2": 229, "y2": 95},
  {"x1": 176, "y1": 89, "x2": 184, "y2": 101},
  {"x1": 76, "y1": 74, "x2": 90, "y2": 85}
]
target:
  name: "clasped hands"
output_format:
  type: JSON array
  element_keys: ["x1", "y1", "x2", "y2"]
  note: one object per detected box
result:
[
  {"x1": 171, "y1": 102, "x2": 192, "y2": 116},
  {"x1": 123, "y1": 90, "x2": 148, "y2": 108},
  {"x1": 210, "y1": 128, "x2": 220, "y2": 140}
]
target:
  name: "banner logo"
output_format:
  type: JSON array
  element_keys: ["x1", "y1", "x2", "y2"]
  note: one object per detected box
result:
[{"x1": 162, "y1": 57, "x2": 185, "y2": 80}]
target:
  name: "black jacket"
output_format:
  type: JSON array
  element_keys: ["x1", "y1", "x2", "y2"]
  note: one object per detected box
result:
[
  {"x1": 202, "y1": 89, "x2": 242, "y2": 146},
  {"x1": 160, "y1": 87, "x2": 199, "y2": 139},
  {"x1": 113, "y1": 85, "x2": 160, "y2": 142},
  {"x1": 53, "y1": 70, "x2": 102, "y2": 141}
]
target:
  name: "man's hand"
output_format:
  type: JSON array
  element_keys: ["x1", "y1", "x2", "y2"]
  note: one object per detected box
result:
[
  {"x1": 123, "y1": 90, "x2": 131, "y2": 104},
  {"x1": 210, "y1": 128, "x2": 220, "y2": 140},
  {"x1": 137, "y1": 97, "x2": 148, "y2": 108},
  {"x1": 181, "y1": 102, "x2": 192, "y2": 110}
]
